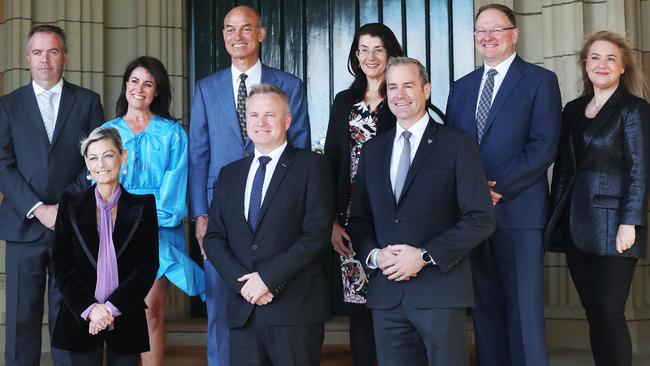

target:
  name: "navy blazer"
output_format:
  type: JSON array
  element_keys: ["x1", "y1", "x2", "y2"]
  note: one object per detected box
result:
[
  {"x1": 0, "y1": 81, "x2": 104, "y2": 242},
  {"x1": 204, "y1": 145, "x2": 334, "y2": 328},
  {"x1": 446, "y1": 56, "x2": 562, "y2": 229},
  {"x1": 51, "y1": 186, "x2": 159, "y2": 353},
  {"x1": 324, "y1": 88, "x2": 396, "y2": 223},
  {"x1": 188, "y1": 63, "x2": 311, "y2": 219},
  {"x1": 545, "y1": 86, "x2": 650, "y2": 258},
  {"x1": 348, "y1": 119, "x2": 495, "y2": 309}
]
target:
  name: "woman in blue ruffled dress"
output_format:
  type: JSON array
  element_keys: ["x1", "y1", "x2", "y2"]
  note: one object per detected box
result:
[{"x1": 103, "y1": 56, "x2": 205, "y2": 366}]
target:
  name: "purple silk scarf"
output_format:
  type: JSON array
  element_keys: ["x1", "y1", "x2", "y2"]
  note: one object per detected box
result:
[{"x1": 94, "y1": 185, "x2": 122, "y2": 304}]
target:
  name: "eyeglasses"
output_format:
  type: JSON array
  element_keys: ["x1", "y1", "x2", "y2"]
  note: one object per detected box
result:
[
  {"x1": 356, "y1": 48, "x2": 386, "y2": 58},
  {"x1": 473, "y1": 27, "x2": 515, "y2": 37}
]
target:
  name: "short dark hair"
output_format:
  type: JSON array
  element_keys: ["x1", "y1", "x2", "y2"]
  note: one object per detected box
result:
[
  {"x1": 386, "y1": 57, "x2": 430, "y2": 86},
  {"x1": 115, "y1": 56, "x2": 176, "y2": 120},
  {"x1": 27, "y1": 25, "x2": 68, "y2": 53},
  {"x1": 248, "y1": 84, "x2": 290, "y2": 111},
  {"x1": 476, "y1": 4, "x2": 517, "y2": 28},
  {"x1": 348, "y1": 23, "x2": 404, "y2": 100}
]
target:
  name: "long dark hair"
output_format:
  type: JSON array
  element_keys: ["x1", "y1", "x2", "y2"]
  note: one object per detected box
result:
[
  {"x1": 115, "y1": 56, "x2": 177, "y2": 120},
  {"x1": 347, "y1": 23, "x2": 404, "y2": 100}
]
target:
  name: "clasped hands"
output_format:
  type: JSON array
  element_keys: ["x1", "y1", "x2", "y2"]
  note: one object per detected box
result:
[
  {"x1": 87, "y1": 303, "x2": 114, "y2": 335},
  {"x1": 239, "y1": 272, "x2": 273, "y2": 306},
  {"x1": 377, "y1": 244, "x2": 426, "y2": 282}
]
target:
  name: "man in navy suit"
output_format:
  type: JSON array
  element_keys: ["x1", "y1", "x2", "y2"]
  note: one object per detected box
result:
[
  {"x1": 348, "y1": 57, "x2": 495, "y2": 365},
  {"x1": 188, "y1": 5, "x2": 310, "y2": 365},
  {"x1": 204, "y1": 84, "x2": 333, "y2": 366},
  {"x1": 0, "y1": 25, "x2": 104, "y2": 366},
  {"x1": 445, "y1": 4, "x2": 562, "y2": 366}
]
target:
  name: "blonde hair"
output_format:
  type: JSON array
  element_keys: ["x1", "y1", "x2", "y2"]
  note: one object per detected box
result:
[{"x1": 578, "y1": 31, "x2": 645, "y2": 98}]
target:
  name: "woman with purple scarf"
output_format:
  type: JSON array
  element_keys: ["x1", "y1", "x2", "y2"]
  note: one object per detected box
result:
[{"x1": 51, "y1": 126, "x2": 159, "y2": 365}]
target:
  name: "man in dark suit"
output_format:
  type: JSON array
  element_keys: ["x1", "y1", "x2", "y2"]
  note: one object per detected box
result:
[
  {"x1": 0, "y1": 25, "x2": 104, "y2": 366},
  {"x1": 203, "y1": 84, "x2": 333, "y2": 366},
  {"x1": 348, "y1": 57, "x2": 495, "y2": 365},
  {"x1": 188, "y1": 6, "x2": 311, "y2": 364},
  {"x1": 445, "y1": 4, "x2": 562, "y2": 366}
]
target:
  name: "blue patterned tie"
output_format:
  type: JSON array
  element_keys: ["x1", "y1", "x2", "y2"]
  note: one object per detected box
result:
[
  {"x1": 475, "y1": 68, "x2": 498, "y2": 144},
  {"x1": 248, "y1": 156, "x2": 272, "y2": 231},
  {"x1": 236, "y1": 73, "x2": 248, "y2": 142}
]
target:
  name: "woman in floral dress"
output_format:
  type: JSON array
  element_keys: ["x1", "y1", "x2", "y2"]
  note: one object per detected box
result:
[{"x1": 324, "y1": 23, "x2": 403, "y2": 366}]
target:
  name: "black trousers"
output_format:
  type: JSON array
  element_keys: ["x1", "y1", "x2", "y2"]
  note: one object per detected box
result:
[
  {"x1": 69, "y1": 345, "x2": 138, "y2": 366},
  {"x1": 5, "y1": 233, "x2": 71, "y2": 366},
  {"x1": 230, "y1": 312, "x2": 324, "y2": 366},
  {"x1": 566, "y1": 245, "x2": 638, "y2": 366},
  {"x1": 349, "y1": 303, "x2": 376, "y2": 366},
  {"x1": 372, "y1": 296, "x2": 468, "y2": 366}
]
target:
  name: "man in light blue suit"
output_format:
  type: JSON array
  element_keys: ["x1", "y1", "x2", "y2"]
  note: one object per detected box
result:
[
  {"x1": 188, "y1": 5, "x2": 311, "y2": 366},
  {"x1": 445, "y1": 4, "x2": 561, "y2": 366}
]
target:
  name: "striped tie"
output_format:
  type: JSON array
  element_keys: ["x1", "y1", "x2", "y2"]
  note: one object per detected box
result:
[
  {"x1": 475, "y1": 69, "x2": 497, "y2": 144},
  {"x1": 248, "y1": 156, "x2": 272, "y2": 231},
  {"x1": 40, "y1": 90, "x2": 56, "y2": 142}
]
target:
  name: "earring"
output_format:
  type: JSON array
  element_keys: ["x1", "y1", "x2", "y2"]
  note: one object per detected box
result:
[
  {"x1": 121, "y1": 166, "x2": 127, "y2": 175},
  {"x1": 86, "y1": 171, "x2": 92, "y2": 180}
]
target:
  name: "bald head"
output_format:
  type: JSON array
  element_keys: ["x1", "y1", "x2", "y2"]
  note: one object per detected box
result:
[{"x1": 223, "y1": 6, "x2": 266, "y2": 71}]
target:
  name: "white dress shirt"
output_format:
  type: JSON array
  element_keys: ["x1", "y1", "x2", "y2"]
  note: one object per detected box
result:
[
  {"x1": 366, "y1": 113, "x2": 430, "y2": 269},
  {"x1": 231, "y1": 59, "x2": 262, "y2": 110},
  {"x1": 33, "y1": 78, "x2": 64, "y2": 125},
  {"x1": 474, "y1": 52, "x2": 517, "y2": 114},
  {"x1": 243, "y1": 142, "x2": 287, "y2": 220},
  {"x1": 27, "y1": 78, "x2": 64, "y2": 219},
  {"x1": 389, "y1": 113, "x2": 430, "y2": 193}
]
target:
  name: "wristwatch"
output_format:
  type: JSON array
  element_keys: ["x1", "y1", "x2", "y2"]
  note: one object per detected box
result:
[{"x1": 420, "y1": 248, "x2": 433, "y2": 265}]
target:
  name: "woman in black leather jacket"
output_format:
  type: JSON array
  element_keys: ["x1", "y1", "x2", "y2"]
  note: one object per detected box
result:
[{"x1": 545, "y1": 31, "x2": 650, "y2": 366}]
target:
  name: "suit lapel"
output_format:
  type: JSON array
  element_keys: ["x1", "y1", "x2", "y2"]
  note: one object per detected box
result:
[
  {"x1": 482, "y1": 56, "x2": 525, "y2": 142},
  {"x1": 463, "y1": 68, "x2": 484, "y2": 136},
  {"x1": 382, "y1": 131, "x2": 397, "y2": 209},
  {"x1": 50, "y1": 80, "x2": 76, "y2": 150},
  {"x1": 20, "y1": 85, "x2": 51, "y2": 145},
  {"x1": 397, "y1": 120, "x2": 439, "y2": 204},
  {"x1": 238, "y1": 156, "x2": 254, "y2": 232},
  {"x1": 255, "y1": 145, "x2": 294, "y2": 230},
  {"x1": 112, "y1": 189, "x2": 144, "y2": 259},
  {"x1": 70, "y1": 187, "x2": 100, "y2": 269},
  {"x1": 216, "y1": 69, "x2": 245, "y2": 149},
  {"x1": 579, "y1": 87, "x2": 625, "y2": 162}
]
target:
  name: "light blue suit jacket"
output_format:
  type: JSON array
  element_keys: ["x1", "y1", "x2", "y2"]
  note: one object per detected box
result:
[{"x1": 189, "y1": 63, "x2": 311, "y2": 218}]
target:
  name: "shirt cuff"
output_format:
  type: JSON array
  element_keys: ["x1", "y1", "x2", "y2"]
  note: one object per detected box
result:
[
  {"x1": 81, "y1": 303, "x2": 96, "y2": 320},
  {"x1": 365, "y1": 248, "x2": 380, "y2": 269},
  {"x1": 104, "y1": 301, "x2": 122, "y2": 317},
  {"x1": 26, "y1": 201, "x2": 44, "y2": 219}
]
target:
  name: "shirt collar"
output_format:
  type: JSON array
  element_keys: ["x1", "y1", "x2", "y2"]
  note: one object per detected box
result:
[
  {"x1": 254, "y1": 141, "x2": 287, "y2": 162},
  {"x1": 231, "y1": 59, "x2": 262, "y2": 84},
  {"x1": 32, "y1": 78, "x2": 64, "y2": 96},
  {"x1": 395, "y1": 113, "x2": 429, "y2": 140},
  {"x1": 482, "y1": 52, "x2": 517, "y2": 78}
]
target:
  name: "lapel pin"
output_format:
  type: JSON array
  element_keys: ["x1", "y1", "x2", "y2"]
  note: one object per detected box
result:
[
  {"x1": 281, "y1": 163, "x2": 287, "y2": 168},
  {"x1": 428, "y1": 139, "x2": 433, "y2": 144}
]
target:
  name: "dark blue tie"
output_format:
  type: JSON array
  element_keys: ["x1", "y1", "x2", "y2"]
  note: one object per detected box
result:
[{"x1": 247, "y1": 156, "x2": 272, "y2": 231}]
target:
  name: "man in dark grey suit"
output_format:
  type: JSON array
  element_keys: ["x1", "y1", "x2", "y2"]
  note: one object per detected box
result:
[
  {"x1": 204, "y1": 84, "x2": 333, "y2": 366},
  {"x1": 0, "y1": 25, "x2": 104, "y2": 366},
  {"x1": 348, "y1": 57, "x2": 495, "y2": 365}
]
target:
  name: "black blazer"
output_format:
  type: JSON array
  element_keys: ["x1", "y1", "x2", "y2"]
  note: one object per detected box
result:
[
  {"x1": 204, "y1": 144, "x2": 335, "y2": 328},
  {"x1": 0, "y1": 80, "x2": 104, "y2": 242},
  {"x1": 545, "y1": 86, "x2": 650, "y2": 258},
  {"x1": 348, "y1": 119, "x2": 495, "y2": 309},
  {"x1": 51, "y1": 186, "x2": 159, "y2": 353},
  {"x1": 324, "y1": 89, "x2": 396, "y2": 223}
]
